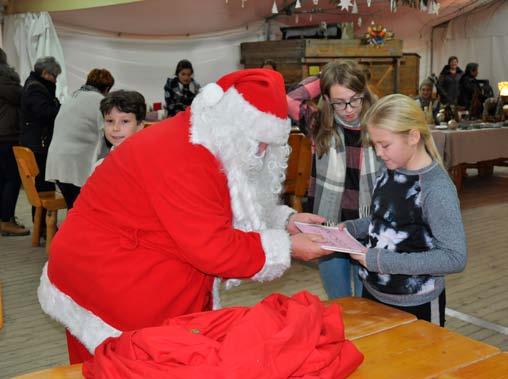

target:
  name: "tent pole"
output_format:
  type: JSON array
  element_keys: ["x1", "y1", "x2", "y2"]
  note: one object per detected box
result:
[{"x1": 266, "y1": 20, "x2": 272, "y2": 41}]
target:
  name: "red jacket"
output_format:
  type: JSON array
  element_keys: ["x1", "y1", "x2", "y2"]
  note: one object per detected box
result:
[
  {"x1": 84, "y1": 291, "x2": 364, "y2": 379},
  {"x1": 39, "y1": 111, "x2": 271, "y2": 352}
]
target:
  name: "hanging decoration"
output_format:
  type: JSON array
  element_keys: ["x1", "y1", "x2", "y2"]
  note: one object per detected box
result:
[
  {"x1": 390, "y1": 0, "x2": 397, "y2": 12},
  {"x1": 362, "y1": 21, "x2": 394, "y2": 46},
  {"x1": 419, "y1": 0, "x2": 427, "y2": 11},
  {"x1": 295, "y1": 0, "x2": 302, "y2": 9},
  {"x1": 313, "y1": 0, "x2": 319, "y2": 4},
  {"x1": 241, "y1": 0, "x2": 246, "y2": 8},
  {"x1": 357, "y1": 16, "x2": 362, "y2": 27},
  {"x1": 272, "y1": 0, "x2": 278, "y2": 14},
  {"x1": 428, "y1": 0, "x2": 440, "y2": 14},
  {"x1": 330, "y1": 0, "x2": 440, "y2": 11},
  {"x1": 352, "y1": 0, "x2": 359, "y2": 14},
  {"x1": 337, "y1": 0, "x2": 353, "y2": 11}
]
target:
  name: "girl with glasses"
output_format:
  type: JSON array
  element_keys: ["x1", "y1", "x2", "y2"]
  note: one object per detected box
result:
[{"x1": 287, "y1": 60, "x2": 381, "y2": 300}]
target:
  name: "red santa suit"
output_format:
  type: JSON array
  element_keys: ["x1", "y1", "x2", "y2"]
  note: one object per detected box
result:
[{"x1": 38, "y1": 69, "x2": 295, "y2": 363}]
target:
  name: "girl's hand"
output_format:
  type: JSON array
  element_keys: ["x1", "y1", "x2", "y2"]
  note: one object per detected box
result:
[
  {"x1": 287, "y1": 213, "x2": 326, "y2": 235},
  {"x1": 337, "y1": 223, "x2": 345, "y2": 231}
]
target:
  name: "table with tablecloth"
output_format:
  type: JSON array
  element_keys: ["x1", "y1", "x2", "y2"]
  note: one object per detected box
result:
[{"x1": 432, "y1": 127, "x2": 508, "y2": 190}]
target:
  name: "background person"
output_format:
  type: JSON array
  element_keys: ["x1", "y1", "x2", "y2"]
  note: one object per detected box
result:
[
  {"x1": 0, "y1": 48, "x2": 29, "y2": 236},
  {"x1": 20, "y1": 56, "x2": 61, "y2": 232},
  {"x1": 458, "y1": 62, "x2": 482, "y2": 112},
  {"x1": 164, "y1": 59, "x2": 200, "y2": 117},
  {"x1": 93, "y1": 89, "x2": 146, "y2": 168},
  {"x1": 415, "y1": 79, "x2": 439, "y2": 123},
  {"x1": 46, "y1": 69, "x2": 114, "y2": 209},
  {"x1": 437, "y1": 56, "x2": 463, "y2": 105}
]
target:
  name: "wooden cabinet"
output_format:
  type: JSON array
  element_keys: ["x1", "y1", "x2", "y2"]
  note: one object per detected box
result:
[{"x1": 240, "y1": 39, "x2": 419, "y2": 97}]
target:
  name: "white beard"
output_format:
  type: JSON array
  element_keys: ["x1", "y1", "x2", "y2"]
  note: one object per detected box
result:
[
  {"x1": 190, "y1": 86, "x2": 292, "y2": 307},
  {"x1": 190, "y1": 87, "x2": 291, "y2": 232}
]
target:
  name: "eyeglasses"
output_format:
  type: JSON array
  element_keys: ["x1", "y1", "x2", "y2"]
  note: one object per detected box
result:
[{"x1": 330, "y1": 96, "x2": 364, "y2": 111}]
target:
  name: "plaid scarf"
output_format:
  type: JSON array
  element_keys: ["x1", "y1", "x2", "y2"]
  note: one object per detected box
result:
[{"x1": 313, "y1": 125, "x2": 380, "y2": 222}]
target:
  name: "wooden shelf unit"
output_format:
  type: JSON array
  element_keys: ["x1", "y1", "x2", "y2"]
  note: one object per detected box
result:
[{"x1": 241, "y1": 39, "x2": 420, "y2": 97}]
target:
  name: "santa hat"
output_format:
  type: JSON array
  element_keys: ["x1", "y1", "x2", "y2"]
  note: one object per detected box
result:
[{"x1": 191, "y1": 69, "x2": 291, "y2": 146}]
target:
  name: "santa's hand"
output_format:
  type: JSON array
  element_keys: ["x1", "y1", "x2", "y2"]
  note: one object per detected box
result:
[
  {"x1": 290, "y1": 233, "x2": 330, "y2": 261},
  {"x1": 287, "y1": 213, "x2": 326, "y2": 235},
  {"x1": 349, "y1": 250, "x2": 368, "y2": 267}
]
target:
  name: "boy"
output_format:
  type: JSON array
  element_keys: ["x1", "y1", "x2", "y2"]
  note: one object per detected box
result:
[{"x1": 95, "y1": 90, "x2": 146, "y2": 168}]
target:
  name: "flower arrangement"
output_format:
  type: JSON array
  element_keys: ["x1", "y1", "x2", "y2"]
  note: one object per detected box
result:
[{"x1": 362, "y1": 21, "x2": 394, "y2": 46}]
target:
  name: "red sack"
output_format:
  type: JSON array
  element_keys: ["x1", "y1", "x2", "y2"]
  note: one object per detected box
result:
[{"x1": 83, "y1": 291, "x2": 363, "y2": 379}]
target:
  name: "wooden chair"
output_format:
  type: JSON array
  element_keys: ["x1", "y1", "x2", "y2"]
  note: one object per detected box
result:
[
  {"x1": 284, "y1": 133, "x2": 312, "y2": 212},
  {"x1": 12, "y1": 146, "x2": 67, "y2": 255}
]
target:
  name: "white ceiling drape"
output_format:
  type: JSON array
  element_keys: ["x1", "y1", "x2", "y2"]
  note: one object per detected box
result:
[
  {"x1": 3, "y1": 12, "x2": 68, "y2": 100},
  {"x1": 53, "y1": 22, "x2": 268, "y2": 106}
]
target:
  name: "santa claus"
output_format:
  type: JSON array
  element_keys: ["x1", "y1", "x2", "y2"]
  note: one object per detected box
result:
[{"x1": 38, "y1": 69, "x2": 330, "y2": 364}]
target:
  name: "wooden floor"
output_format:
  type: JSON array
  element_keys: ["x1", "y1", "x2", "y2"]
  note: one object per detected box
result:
[{"x1": 0, "y1": 167, "x2": 507, "y2": 378}]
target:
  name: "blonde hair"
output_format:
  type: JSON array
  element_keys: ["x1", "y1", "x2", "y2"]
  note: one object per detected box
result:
[
  {"x1": 362, "y1": 94, "x2": 443, "y2": 167},
  {"x1": 313, "y1": 60, "x2": 375, "y2": 157}
]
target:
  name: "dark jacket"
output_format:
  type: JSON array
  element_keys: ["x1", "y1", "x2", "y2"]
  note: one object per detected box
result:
[
  {"x1": 20, "y1": 71, "x2": 60, "y2": 153},
  {"x1": 458, "y1": 73, "x2": 481, "y2": 110},
  {"x1": 0, "y1": 64, "x2": 22, "y2": 143},
  {"x1": 438, "y1": 65, "x2": 463, "y2": 105},
  {"x1": 164, "y1": 76, "x2": 200, "y2": 117}
]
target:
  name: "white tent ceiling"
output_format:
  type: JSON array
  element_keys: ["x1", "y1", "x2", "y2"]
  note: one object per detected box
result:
[{"x1": 47, "y1": 0, "x2": 481, "y2": 38}]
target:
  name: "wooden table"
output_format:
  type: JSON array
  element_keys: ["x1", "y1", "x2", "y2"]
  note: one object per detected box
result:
[
  {"x1": 349, "y1": 320, "x2": 500, "y2": 379},
  {"x1": 437, "y1": 352, "x2": 508, "y2": 379},
  {"x1": 13, "y1": 298, "x2": 505, "y2": 379},
  {"x1": 328, "y1": 296, "x2": 416, "y2": 340}
]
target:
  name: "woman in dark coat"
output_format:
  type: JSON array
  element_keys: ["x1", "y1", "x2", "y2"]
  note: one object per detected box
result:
[
  {"x1": 458, "y1": 62, "x2": 481, "y2": 111},
  {"x1": 20, "y1": 56, "x2": 61, "y2": 193},
  {"x1": 20, "y1": 56, "x2": 62, "y2": 231},
  {"x1": 437, "y1": 56, "x2": 463, "y2": 105},
  {"x1": 0, "y1": 48, "x2": 29, "y2": 236}
]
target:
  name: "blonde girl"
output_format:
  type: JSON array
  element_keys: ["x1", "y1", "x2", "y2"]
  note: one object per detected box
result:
[
  {"x1": 287, "y1": 60, "x2": 381, "y2": 299},
  {"x1": 344, "y1": 94, "x2": 466, "y2": 325}
]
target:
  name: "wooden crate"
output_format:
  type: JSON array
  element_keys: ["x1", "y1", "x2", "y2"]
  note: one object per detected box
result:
[
  {"x1": 400, "y1": 53, "x2": 420, "y2": 97},
  {"x1": 240, "y1": 39, "x2": 419, "y2": 97}
]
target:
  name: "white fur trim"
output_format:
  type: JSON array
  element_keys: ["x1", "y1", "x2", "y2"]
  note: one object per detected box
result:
[
  {"x1": 212, "y1": 277, "x2": 222, "y2": 310},
  {"x1": 268, "y1": 205, "x2": 296, "y2": 229},
  {"x1": 251, "y1": 229, "x2": 291, "y2": 282},
  {"x1": 200, "y1": 83, "x2": 224, "y2": 107},
  {"x1": 190, "y1": 87, "x2": 290, "y2": 150},
  {"x1": 37, "y1": 263, "x2": 121, "y2": 353}
]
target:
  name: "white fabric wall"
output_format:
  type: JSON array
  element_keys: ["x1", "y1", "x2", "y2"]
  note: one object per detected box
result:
[
  {"x1": 3, "y1": 12, "x2": 68, "y2": 99},
  {"x1": 55, "y1": 22, "x2": 267, "y2": 106},
  {"x1": 432, "y1": 0, "x2": 508, "y2": 95}
]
